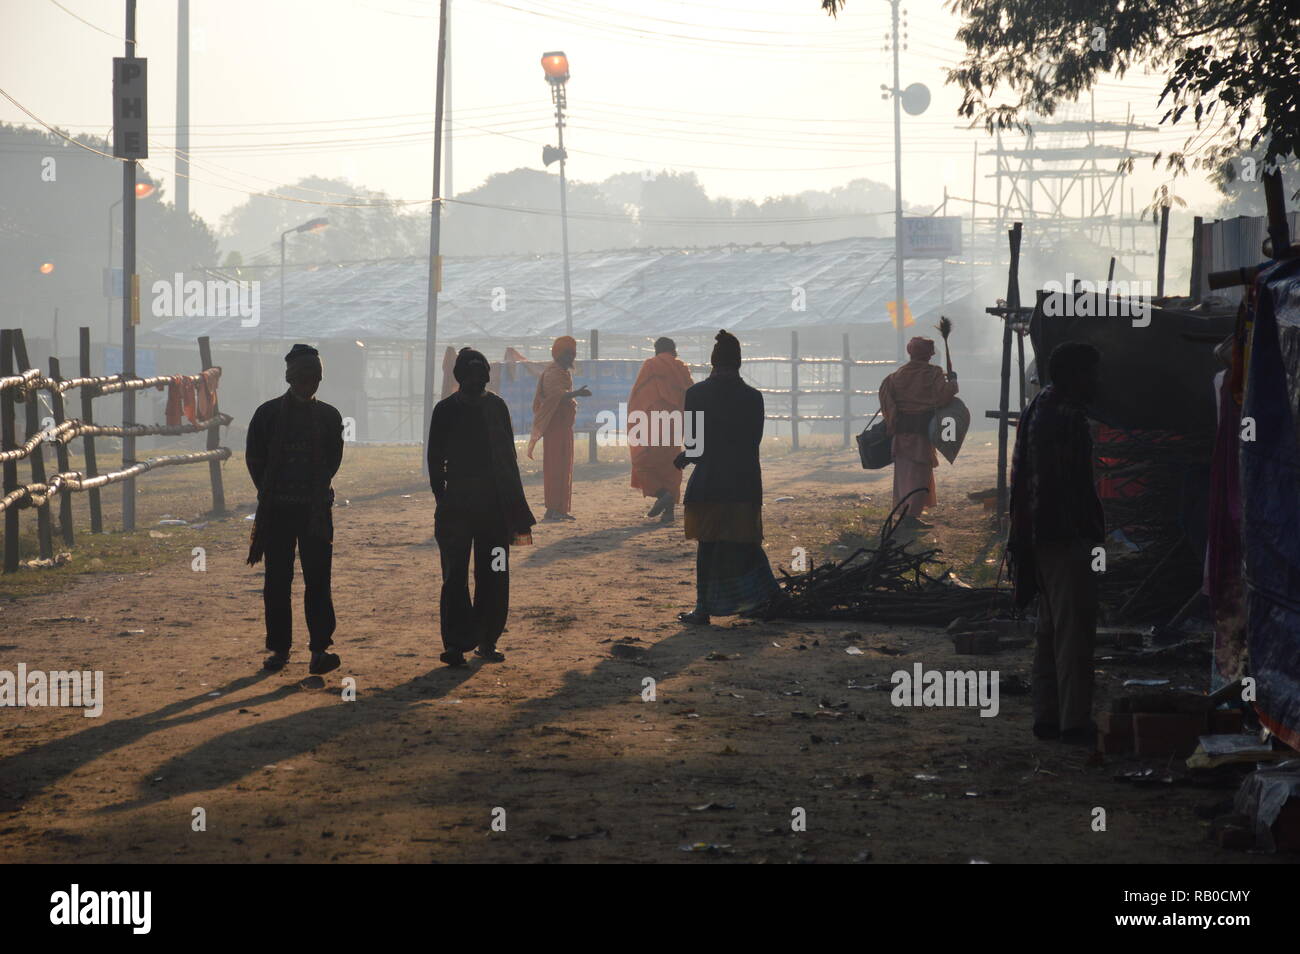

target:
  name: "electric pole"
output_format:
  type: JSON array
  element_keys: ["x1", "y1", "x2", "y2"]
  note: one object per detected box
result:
[
  {"x1": 422, "y1": 0, "x2": 449, "y2": 474},
  {"x1": 121, "y1": 0, "x2": 140, "y2": 532},
  {"x1": 889, "y1": 0, "x2": 904, "y2": 361},
  {"x1": 175, "y1": 0, "x2": 189, "y2": 220}
]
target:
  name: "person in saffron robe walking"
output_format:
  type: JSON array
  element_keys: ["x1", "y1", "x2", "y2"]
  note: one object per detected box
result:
[
  {"x1": 627, "y1": 336, "x2": 695, "y2": 524},
  {"x1": 878, "y1": 336, "x2": 959, "y2": 529}
]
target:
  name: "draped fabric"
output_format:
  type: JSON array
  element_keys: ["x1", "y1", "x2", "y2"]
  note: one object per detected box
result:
[
  {"x1": 627, "y1": 351, "x2": 695, "y2": 502},
  {"x1": 878, "y1": 358, "x2": 958, "y2": 516},
  {"x1": 1240, "y1": 258, "x2": 1300, "y2": 750},
  {"x1": 528, "y1": 362, "x2": 576, "y2": 513}
]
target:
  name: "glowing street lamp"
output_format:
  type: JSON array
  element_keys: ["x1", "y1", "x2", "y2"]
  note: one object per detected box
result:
[
  {"x1": 541, "y1": 51, "x2": 569, "y2": 85},
  {"x1": 541, "y1": 51, "x2": 573, "y2": 337}
]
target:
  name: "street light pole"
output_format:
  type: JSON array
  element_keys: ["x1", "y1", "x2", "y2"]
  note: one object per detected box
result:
[
  {"x1": 121, "y1": 0, "x2": 139, "y2": 532},
  {"x1": 280, "y1": 230, "x2": 287, "y2": 344},
  {"x1": 556, "y1": 92, "x2": 573, "y2": 338},
  {"x1": 422, "y1": 0, "x2": 450, "y2": 477},
  {"x1": 542, "y1": 52, "x2": 574, "y2": 338},
  {"x1": 279, "y1": 216, "x2": 330, "y2": 345},
  {"x1": 888, "y1": 0, "x2": 905, "y2": 361}
]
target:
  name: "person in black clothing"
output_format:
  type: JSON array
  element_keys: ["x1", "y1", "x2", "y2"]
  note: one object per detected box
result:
[
  {"x1": 1008, "y1": 341, "x2": 1104, "y2": 746},
  {"x1": 428, "y1": 348, "x2": 536, "y2": 667},
  {"x1": 246, "y1": 343, "x2": 344, "y2": 675},
  {"x1": 674, "y1": 330, "x2": 780, "y2": 624}
]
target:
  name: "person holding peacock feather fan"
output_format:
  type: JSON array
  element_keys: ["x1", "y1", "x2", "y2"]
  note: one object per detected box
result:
[{"x1": 877, "y1": 318, "x2": 960, "y2": 530}]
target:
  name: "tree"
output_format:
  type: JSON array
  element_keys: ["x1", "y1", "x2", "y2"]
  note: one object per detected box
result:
[
  {"x1": 443, "y1": 168, "x2": 636, "y2": 256},
  {"x1": 822, "y1": 0, "x2": 1300, "y2": 191},
  {"x1": 218, "y1": 177, "x2": 425, "y2": 265},
  {"x1": 0, "y1": 123, "x2": 219, "y2": 345}
]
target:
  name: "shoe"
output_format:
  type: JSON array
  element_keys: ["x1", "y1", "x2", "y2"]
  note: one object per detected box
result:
[
  {"x1": 439, "y1": 650, "x2": 468, "y2": 667},
  {"x1": 474, "y1": 647, "x2": 506, "y2": 662},
  {"x1": 677, "y1": 610, "x2": 711, "y2": 625},
  {"x1": 658, "y1": 506, "x2": 675, "y2": 525},
  {"x1": 900, "y1": 515, "x2": 933, "y2": 530},
  {"x1": 1032, "y1": 722, "x2": 1060, "y2": 740},
  {"x1": 559, "y1": 512, "x2": 576, "y2": 521},
  {"x1": 646, "y1": 490, "x2": 672, "y2": 518},
  {"x1": 263, "y1": 652, "x2": 289, "y2": 672},
  {"x1": 309, "y1": 652, "x2": 341, "y2": 675},
  {"x1": 1060, "y1": 723, "x2": 1098, "y2": 747}
]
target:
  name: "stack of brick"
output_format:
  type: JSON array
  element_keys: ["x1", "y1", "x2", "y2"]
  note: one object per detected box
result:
[{"x1": 1099, "y1": 693, "x2": 1245, "y2": 756}]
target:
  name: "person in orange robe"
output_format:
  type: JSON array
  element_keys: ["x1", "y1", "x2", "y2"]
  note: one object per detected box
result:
[
  {"x1": 627, "y1": 337, "x2": 695, "y2": 524},
  {"x1": 878, "y1": 336, "x2": 958, "y2": 529},
  {"x1": 527, "y1": 335, "x2": 589, "y2": 520}
]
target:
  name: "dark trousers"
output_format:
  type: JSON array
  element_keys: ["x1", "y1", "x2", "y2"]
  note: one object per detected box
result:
[
  {"x1": 435, "y1": 505, "x2": 510, "y2": 653},
  {"x1": 1031, "y1": 538, "x2": 1099, "y2": 733},
  {"x1": 262, "y1": 504, "x2": 336, "y2": 654}
]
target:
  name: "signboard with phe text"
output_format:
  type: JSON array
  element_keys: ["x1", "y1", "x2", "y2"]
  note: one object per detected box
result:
[{"x1": 112, "y1": 57, "x2": 148, "y2": 159}]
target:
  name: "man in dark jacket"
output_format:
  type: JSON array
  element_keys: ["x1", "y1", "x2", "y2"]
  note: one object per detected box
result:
[
  {"x1": 1008, "y1": 341, "x2": 1104, "y2": 745},
  {"x1": 428, "y1": 348, "x2": 537, "y2": 666},
  {"x1": 246, "y1": 343, "x2": 344, "y2": 675},
  {"x1": 675, "y1": 330, "x2": 779, "y2": 624}
]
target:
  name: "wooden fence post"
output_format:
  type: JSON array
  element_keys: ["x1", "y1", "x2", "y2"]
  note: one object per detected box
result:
[
  {"x1": 790, "y1": 330, "x2": 799, "y2": 451},
  {"x1": 1, "y1": 330, "x2": 19, "y2": 572},
  {"x1": 588, "y1": 328, "x2": 599, "y2": 465},
  {"x1": 12, "y1": 330, "x2": 53, "y2": 560},
  {"x1": 841, "y1": 332, "x2": 851, "y2": 448},
  {"x1": 1190, "y1": 215, "x2": 1204, "y2": 304},
  {"x1": 197, "y1": 336, "x2": 227, "y2": 516},
  {"x1": 78, "y1": 327, "x2": 103, "y2": 534},
  {"x1": 48, "y1": 357, "x2": 75, "y2": 547},
  {"x1": 1156, "y1": 204, "x2": 1170, "y2": 298},
  {"x1": 995, "y1": 223, "x2": 1023, "y2": 532}
]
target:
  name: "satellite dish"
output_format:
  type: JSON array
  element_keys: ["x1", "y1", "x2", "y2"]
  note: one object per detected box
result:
[{"x1": 901, "y1": 82, "x2": 930, "y2": 116}]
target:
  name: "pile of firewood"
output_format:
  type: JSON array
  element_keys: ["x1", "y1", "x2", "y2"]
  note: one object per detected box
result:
[{"x1": 760, "y1": 491, "x2": 1012, "y2": 626}]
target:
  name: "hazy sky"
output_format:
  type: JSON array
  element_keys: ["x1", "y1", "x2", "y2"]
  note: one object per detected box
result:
[{"x1": 3, "y1": 0, "x2": 1222, "y2": 231}]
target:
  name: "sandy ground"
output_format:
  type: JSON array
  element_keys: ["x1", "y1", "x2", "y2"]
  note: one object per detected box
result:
[{"x1": 0, "y1": 435, "x2": 1276, "y2": 864}]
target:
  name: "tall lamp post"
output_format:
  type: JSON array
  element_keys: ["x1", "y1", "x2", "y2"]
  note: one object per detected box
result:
[
  {"x1": 107, "y1": 181, "x2": 155, "y2": 345},
  {"x1": 541, "y1": 51, "x2": 573, "y2": 337},
  {"x1": 279, "y1": 216, "x2": 329, "y2": 343}
]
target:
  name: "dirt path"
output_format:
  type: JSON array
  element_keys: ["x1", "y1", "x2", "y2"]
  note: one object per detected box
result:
[{"x1": 0, "y1": 436, "x2": 1269, "y2": 863}]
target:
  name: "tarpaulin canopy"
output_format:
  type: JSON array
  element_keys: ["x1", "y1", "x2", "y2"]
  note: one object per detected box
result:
[{"x1": 152, "y1": 237, "x2": 976, "y2": 344}]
